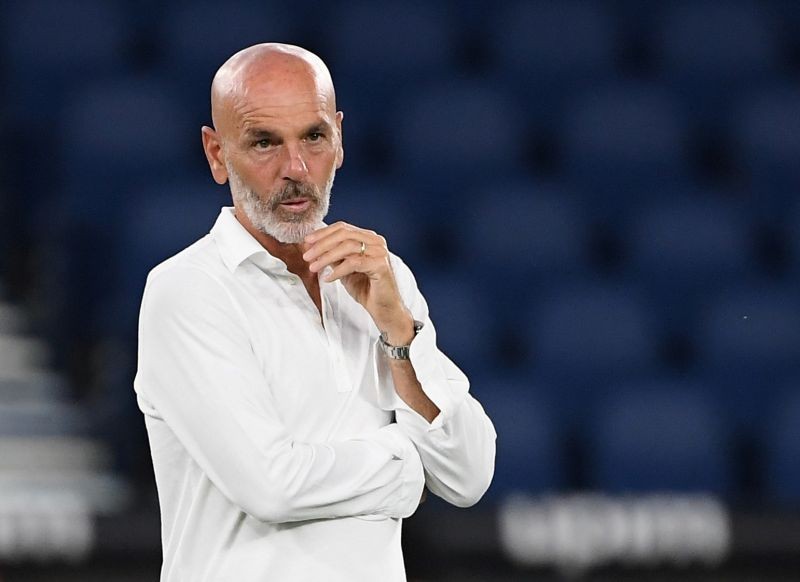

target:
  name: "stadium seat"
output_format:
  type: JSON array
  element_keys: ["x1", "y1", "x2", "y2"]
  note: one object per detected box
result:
[
  {"x1": 588, "y1": 381, "x2": 732, "y2": 495},
  {"x1": 696, "y1": 285, "x2": 800, "y2": 429},
  {"x1": 158, "y1": 0, "x2": 295, "y2": 125},
  {"x1": 58, "y1": 75, "x2": 194, "y2": 225},
  {"x1": 652, "y1": 0, "x2": 779, "y2": 127},
  {"x1": 528, "y1": 280, "x2": 661, "y2": 426},
  {"x1": 3, "y1": 0, "x2": 129, "y2": 123},
  {"x1": 785, "y1": 204, "x2": 800, "y2": 276},
  {"x1": 732, "y1": 85, "x2": 800, "y2": 217},
  {"x1": 456, "y1": 179, "x2": 590, "y2": 321},
  {"x1": 392, "y1": 81, "x2": 525, "y2": 192},
  {"x1": 532, "y1": 280, "x2": 659, "y2": 375},
  {"x1": 488, "y1": 0, "x2": 617, "y2": 124},
  {"x1": 326, "y1": 0, "x2": 456, "y2": 114},
  {"x1": 763, "y1": 387, "x2": 800, "y2": 505},
  {"x1": 561, "y1": 82, "x2": 689, "y2": 210},
  {"x1": 472, "y1": 377, "x2": 563, "y2": 499},
  {"x1": 625, "y1": 190, "x2": 755, "y2": 329},
  {"x1": 414, "y1": 269, "x2": 498, "y2": 378}
]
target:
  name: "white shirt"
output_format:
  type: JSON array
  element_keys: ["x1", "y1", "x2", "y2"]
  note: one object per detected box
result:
[{"x1": 134, "y1": 207, "x2": 496, "y2": 582}]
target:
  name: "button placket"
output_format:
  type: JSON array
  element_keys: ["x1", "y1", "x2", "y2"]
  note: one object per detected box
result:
[{"x1": 322, "y1": 282, "x2": 353, "y2": 393}]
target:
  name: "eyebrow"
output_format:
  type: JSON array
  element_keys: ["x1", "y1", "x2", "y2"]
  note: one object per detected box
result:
[
  {"x1": 243, "y1": 128, "x2": 279, "y2": 141},
  {"x1": 243, "y1": 121, "x2": 334, "y2": 142}
]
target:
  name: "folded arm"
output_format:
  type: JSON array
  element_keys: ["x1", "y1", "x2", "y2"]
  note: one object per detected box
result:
[{"x1": 374, "y1": 257, "x2": 497, "y2": 507}]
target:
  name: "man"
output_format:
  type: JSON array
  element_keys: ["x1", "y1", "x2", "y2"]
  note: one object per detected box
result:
[{"x1": 134, "y1": 43, "x2": 496, "y2": 581}]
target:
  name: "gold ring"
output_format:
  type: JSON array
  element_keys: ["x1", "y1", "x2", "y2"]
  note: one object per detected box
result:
[{"x1": 359, "y1": 241, "x2": 366, "y2": 256}]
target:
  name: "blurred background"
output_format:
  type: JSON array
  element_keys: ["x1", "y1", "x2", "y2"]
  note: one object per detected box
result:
[{"x1": 1, "y1": 0, "x2": 800, "y2": 580}]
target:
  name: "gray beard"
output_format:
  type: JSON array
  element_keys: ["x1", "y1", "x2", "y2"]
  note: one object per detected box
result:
[{"x1": 227, "y1": 166, "x2": 333, "y2": 244}]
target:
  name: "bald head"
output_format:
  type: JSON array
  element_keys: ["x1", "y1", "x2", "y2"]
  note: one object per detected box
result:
[{"x1": 210, "y1": 43, "x2": 336, "y2": 136}]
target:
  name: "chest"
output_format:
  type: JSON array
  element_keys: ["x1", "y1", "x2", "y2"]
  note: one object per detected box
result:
[{"x1": 228, "y1": 264, "x2": 391, "y2": 440}]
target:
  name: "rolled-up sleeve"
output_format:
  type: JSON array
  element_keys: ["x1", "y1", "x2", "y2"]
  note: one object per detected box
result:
[
  {"x1": 373, "y1": 257, "x2": 497, "y2": 507},
  {"x1": 135, "y1": 264, "x2": 425, "y2": 523}
]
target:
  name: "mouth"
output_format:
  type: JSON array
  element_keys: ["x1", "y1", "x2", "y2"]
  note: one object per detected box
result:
[{"x1": 278, "y1": 198, "x2": 312, "y2": 213}]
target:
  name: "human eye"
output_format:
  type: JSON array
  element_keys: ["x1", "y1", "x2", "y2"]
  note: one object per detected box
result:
[
  {"x1": 254, "y1": 138, "x2": 272, "y2": 149},
  {"x1": 307, "y1": 131, "x2": 325, "y2": 142}
]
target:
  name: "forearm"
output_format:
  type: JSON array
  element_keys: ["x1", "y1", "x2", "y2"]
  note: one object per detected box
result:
[
  {"x1": 385, "y1": 359, "x2": 440, "y2": 424},
  {"x1": 378, "y1": 312, "x2": 440, "y2": 424},
  {"x1": 373, "y1": 312, "x2": 497, "y2": 507},
  {"x1": 239, "y1": 424, "x2": 425, "y2": 523},
  {"x1": 151, "y1": 384, "x2": 426, "y2": 524}
]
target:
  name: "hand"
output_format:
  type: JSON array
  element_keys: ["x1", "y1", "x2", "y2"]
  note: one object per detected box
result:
[{"x1": 303, "y1": 222, "x2": 414, "y2": 344}]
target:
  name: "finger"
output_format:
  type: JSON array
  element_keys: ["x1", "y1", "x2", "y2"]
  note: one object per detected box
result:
[
  {"x1": 309, "y1": 240, "x2": 368, "y2": 273},
  {"x1": 303, "y1": 227, "x2": 375, "y2": 262},
  {"x1": 304, "y1": 221, "x2": 361, "y2": 245},
  {"x1": 324, "y1": 255, "x2": 379, "y2": 282}
]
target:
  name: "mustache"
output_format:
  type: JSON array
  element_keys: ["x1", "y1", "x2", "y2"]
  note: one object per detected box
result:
[{"x1": 270, "y1": 182, "x2": 322, "y2": 208}]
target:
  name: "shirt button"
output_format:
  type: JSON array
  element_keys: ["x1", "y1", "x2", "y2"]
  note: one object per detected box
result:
[{"x1": 288, "y1": 277, "x2": 298, "y2": 286}]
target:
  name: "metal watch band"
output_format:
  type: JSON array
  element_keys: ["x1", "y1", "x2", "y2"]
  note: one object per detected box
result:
[{"x1": 378, "y1": 320, "x2": 424, "y2": 360}]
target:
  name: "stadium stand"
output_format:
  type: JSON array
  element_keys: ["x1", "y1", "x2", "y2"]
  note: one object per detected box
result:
[{"x1": 3, "y1": 0, "x2": 800, "y2": 578}]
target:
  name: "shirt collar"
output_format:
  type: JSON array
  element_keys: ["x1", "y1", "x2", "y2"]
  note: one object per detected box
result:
[{"x1": 210, "y1": 207, "x2": 288, "y2": 274}]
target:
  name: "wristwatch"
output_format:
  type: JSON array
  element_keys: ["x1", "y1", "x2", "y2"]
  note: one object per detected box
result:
[{"x1": 378, "y1": 320, "x2": 424, "y2": 360}]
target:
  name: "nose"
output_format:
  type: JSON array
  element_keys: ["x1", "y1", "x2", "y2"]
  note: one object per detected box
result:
[{"x1": 281, "y1": 143, "x2": 309, "y2": 182}]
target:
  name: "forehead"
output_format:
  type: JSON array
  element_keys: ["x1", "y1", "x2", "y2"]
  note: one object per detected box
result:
[{"x1": 228, "y1": 65, "x2": 336, "y2": 133}]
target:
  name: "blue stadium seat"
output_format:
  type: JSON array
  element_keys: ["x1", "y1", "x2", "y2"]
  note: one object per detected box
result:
[
  {"x1": 472, "y1": 377, "x2": 563, "y2": 499},
  {"x1": 625, "y1": 191, "x2": 755, "y2": 329},
  {"x1": 561, "y1": 82, "x2": 689, "y2": 210},
  {"x1": 653, "y1": 1, "x2": 779, "y2": 127},
  {"x1": 588, "y1": 381, "x2": 732, "y2": 494},
  {"x1": 488, "y1": 0, "x2": 617, "y2": 124},
  {"x1": 456, "y1": 179, "x2": 590, "y2": 320},
  {"x1": 415, "y1": 270, "x2": 497, "y2": 378},
  {"x1": 327, "y1": 0, "x2": 456, "y2": 116},
  {"x1": 3, "y1": 0, "x2": 129, "y2": 123},
  {"x1": 392, "y1": 82, "x2": 525, "y2": 192},
  {"x1": 58, "y1": 75, "x2": 194, "y2": 226},
  {"x1": 158, "y1": 0, "x2": 295, "y2": 125},
  {"x1": 696, "y1": 285, "x2": 800, "y2": 429},
  {"x1": 786, "y1": 205, "x2": 800, "y2": 276},
  {"x1": 733, "y1": 85, "x2": 800, "y2": 217},
  {"x1": 532, "y1": 281, "x2": 659, "y2": 376},
  {"x1": 763, "y1": 387, "x2": 800, "y2": 505},
  {"x1": 529, "y1": 280, "x2": 661, "y2": 425}
]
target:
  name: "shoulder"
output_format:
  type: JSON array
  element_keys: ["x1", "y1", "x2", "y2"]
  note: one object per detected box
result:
[{"x1": 142, "y1": 236, "x2": 232, "y2": 316}]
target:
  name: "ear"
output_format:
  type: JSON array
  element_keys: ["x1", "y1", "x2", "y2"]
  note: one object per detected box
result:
[
  {"x1": 334, "y1": 111, "x2": 344, "y2": 169},
  {"x1": 201, "y1": 126, "x2": 229, "y2": 185}
]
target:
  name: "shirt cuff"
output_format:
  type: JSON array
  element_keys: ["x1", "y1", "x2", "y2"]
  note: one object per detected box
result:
[{"x1": 372, "y1": 321, "x2": 470, "y2": 432}]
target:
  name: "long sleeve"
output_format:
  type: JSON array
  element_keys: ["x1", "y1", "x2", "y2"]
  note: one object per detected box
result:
[
  {"x1": 373, "y1": 257, "x2": 497, "y2": 507},
  {"x1": 135, "y1": 264, "x2": 424, "y2": 524}
]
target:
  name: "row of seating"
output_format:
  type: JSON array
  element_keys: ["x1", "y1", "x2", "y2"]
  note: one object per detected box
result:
[
  {"x1": 4, "y1": 0, "x2": 797, "y2": 92},
  {"x1": 477, "y1": 376, "x2": 800, "y2": 504},
  {"x1": 16, "y1": 73, "x2": 800, "y2": 186}
]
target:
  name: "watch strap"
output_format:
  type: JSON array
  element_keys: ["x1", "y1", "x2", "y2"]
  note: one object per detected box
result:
[{"x1": 379, "y1": 320, "x2": 424, "y2": 360}]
